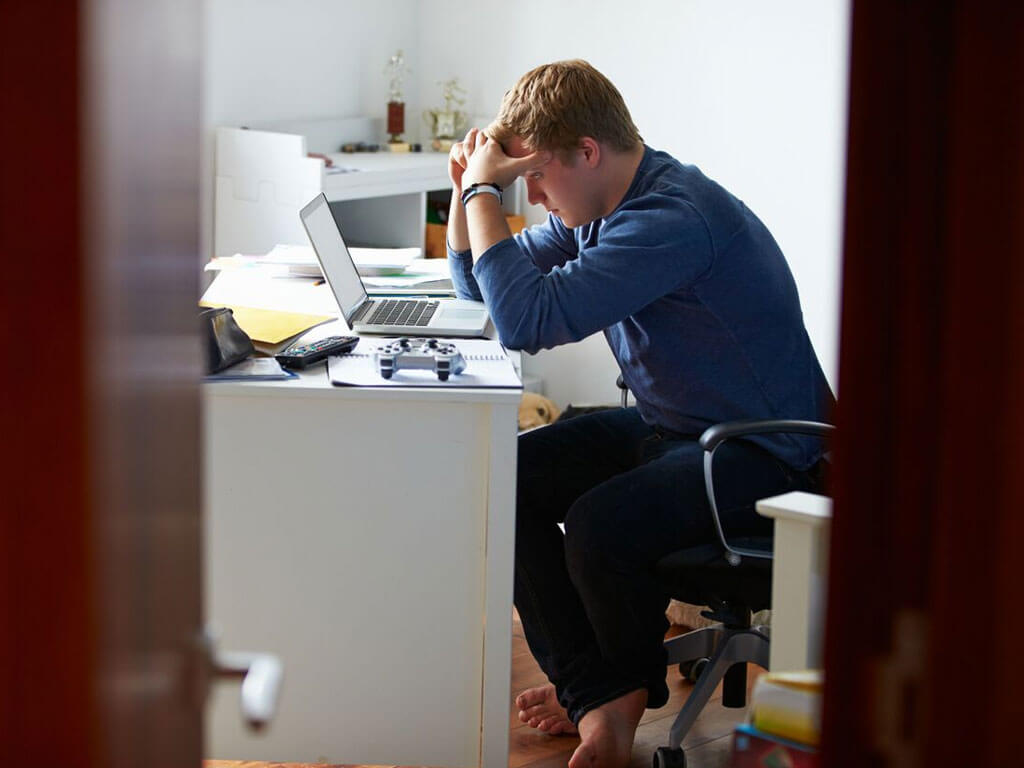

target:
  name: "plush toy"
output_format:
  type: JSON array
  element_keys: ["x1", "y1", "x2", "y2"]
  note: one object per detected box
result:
[
  {"x1": 518, "y1": 392, "x2": 561, "y2": 432},
  {"x1": 665, "y1": 600, "x2": 714, "y2": 629},
  {"x1": 666, "y1": 599, "x2": 771, "y2": 629}
]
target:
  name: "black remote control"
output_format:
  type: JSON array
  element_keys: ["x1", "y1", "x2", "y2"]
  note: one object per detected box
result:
[{"x1": 275, "y1": 335, "x2": 359, "y2": 369}]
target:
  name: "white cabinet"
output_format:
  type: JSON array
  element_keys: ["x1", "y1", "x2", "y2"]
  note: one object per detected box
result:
[
  {"x1": 755, "y1": 491, "x2": 833, "y2": 672},
  {"x1": 204, "y1": 373, "x2": 520, "y2": 766}
]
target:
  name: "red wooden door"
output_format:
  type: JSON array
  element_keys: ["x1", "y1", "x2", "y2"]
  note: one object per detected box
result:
[
  {"x1": 823, "y1": 3, "x2": 1024, "y2": 766},
  {"x1": 1, "y1": 0, "x2": 204, "y2": 764}
]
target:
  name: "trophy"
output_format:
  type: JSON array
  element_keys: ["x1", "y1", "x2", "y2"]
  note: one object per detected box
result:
[
  {"x1": 423, "y1": 78, "x2": 468, "y2": 152},
  {"x1": 384, "y1": 50, "x2": 410, "y2": 152}
]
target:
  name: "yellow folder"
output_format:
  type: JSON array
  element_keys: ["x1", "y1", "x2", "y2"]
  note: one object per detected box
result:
[{"x1": 199, "y1": 302, "x2": 333, "y2": 344}]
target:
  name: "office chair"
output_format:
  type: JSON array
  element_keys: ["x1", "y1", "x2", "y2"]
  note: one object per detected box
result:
[{"x1": 615, "y1": 378, "x2": 833, "y2": 768}]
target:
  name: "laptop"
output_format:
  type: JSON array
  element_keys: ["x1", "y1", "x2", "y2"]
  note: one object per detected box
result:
[{"x1": 300, "y1": 193, "x2": 491, "y2": 337}]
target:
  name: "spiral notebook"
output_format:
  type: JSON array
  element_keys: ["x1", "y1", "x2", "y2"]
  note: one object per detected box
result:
[{"x1": 328, "y1": 338, "x2": 522, "y2": 388}]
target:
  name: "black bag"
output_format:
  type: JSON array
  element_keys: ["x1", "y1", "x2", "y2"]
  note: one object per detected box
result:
[{"x1": 200, "y1": 307, "x2": 254, "y2": 373}]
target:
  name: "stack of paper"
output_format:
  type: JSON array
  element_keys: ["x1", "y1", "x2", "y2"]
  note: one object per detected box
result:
[
  {"x1": 206, "y1": 244, "x2": 425, "y2": 278},
  {"x1": 205, "y1": 358, "x2": 297, "y2": 382},
  {"x1": 345, "y1": 246, "x2": 423, "y2": 275},
  {"x1": 361, "y1": 257, "x2": 455, "y2": 293}
]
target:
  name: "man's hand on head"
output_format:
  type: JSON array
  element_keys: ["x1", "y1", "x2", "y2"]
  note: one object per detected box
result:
[
  {"x1": 448, "y1": 138, "x2": 470, "y2": 193},
  {"x1": 456, "y1": 128, "x2": 549, "y2": 191}
]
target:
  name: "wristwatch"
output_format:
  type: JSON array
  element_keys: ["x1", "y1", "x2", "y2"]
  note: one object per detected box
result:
[{"x1": 461, "y1": 182, "x2": 503, "y2": 206}]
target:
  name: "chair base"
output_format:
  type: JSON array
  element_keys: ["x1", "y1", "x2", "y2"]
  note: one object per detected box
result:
[{"x1": 662, "y1": 622, "x2": 770, "y2": 748}]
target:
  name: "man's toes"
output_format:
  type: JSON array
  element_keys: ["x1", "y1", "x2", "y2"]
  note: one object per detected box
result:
[
  {"x1": 516, "y1": 684, "x2": 554, "y2": 710},
  {"x1": 568, "y1": 741, "x2": 598, "y2": 768},
  {"x1": 525, "y1": 703, "x2": 549, "y2": 719},
  {"x1": 537, "y1": 715, "x2": 561, "y2": 732},
  {"x1": 549, "y1": 720, "x2": 578, "y2": 736}
]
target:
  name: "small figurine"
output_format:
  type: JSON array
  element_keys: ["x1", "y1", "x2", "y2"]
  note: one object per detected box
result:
[
  {"x1": 384, "y1": 50, "x2": 410, "y2": 150},
  {"x1": 424, "y1": 78, "x2": 468, "y2": 152},
  {"x1": 384, "y1": 49, "x2": 407, "y2": 103}
]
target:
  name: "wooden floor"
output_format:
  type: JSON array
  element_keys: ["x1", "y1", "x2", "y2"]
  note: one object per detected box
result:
[
  {"x1": 504, "y1": 617, "x2": 757, "y2": 768},
  {"x1": 207, "y1": 615, "x2": 758, "y2": 768}
]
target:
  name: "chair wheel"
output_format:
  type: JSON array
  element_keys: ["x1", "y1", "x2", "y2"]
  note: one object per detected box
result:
[
  {"x1": 653, "y1": 746, "x2": 687, "y2": 768},
  {"x1": 678, "y1": 657, "x2": 709, "y2": 683}
]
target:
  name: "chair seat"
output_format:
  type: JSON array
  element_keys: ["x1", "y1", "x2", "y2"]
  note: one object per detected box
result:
[{"x1": 655, "y1": 537, "x2": 773, "y2": 613}]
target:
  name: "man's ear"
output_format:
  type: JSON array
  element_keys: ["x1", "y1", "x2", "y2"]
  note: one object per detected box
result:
[{"x1": 578, "y1": 137, "x2": 601, "y2": 168}]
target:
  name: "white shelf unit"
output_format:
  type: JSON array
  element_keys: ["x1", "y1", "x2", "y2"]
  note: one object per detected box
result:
[{"x1": 214, "y1": 118, "x2": 452, "y2": 258}]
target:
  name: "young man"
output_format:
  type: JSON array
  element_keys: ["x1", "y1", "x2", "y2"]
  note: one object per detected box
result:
[{"x1": 446, "y1": 60, "x2": 833, "y2": 768}]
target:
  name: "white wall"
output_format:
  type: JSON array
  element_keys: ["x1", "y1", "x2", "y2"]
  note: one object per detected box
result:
[
  {"x1": 200, "y1": 0, "x2": 421, "y2": 274},
  {"x1": 203, "y1": 0, "x2": 421, "y2": 126},
  {"x1": 202, "y1": 0, "x2": 849, "y2": 403}
]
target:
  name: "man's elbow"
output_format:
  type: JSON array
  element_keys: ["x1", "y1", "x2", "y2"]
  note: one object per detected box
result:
[
  {"x1": 491, "y1": 317, "x2": 540, "y2": 353},
  {"x1": 493, "y1": 316, "x2": 575, "y2": 355},
  {"x1": 456, "y1": 285, "x2": 484, "y2": 302}
]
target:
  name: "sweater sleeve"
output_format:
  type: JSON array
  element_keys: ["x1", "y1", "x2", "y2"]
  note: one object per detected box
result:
[
  {"x1": 512, "y1": 213, "x2": 579, "y2": 273},
  {"x1": 472, "y1": 195, "x2": 715, "y2": 353},
  {"x1": 446, "y1": 213, "x2": 578, "y2": 300},
  {"x1": 447, "y1": 242, "x2": 484, "y2": 301}
]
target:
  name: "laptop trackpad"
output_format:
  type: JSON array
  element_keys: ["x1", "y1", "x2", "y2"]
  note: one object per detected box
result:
[{"x1": 439, "y1": 308, "x2": 484, "y2": 320}]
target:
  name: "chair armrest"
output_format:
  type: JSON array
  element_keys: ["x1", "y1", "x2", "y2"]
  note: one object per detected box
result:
[
  {"x1": 699, "y1": 419, "x2": 835, "y2": 452},
  {"x1": 612, "y1": 373, "x2": 834, "y2": 565},
  {"x1": 700, "y1": 419, "x2": 834, "y2": 565}
]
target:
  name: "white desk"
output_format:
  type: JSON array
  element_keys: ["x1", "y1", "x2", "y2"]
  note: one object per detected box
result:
[
  {"x1": 203, "y1": 367, "x2": 521, "y2": 766},
  {"x1": 755, "y1": 491, "x2": 833, "y2": 672}
]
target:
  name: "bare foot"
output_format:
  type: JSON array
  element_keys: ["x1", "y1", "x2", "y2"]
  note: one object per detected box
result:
[
  {"x1": 515, "y1": 683, "x2": 578, "y2": 735},
  {"x1": 568, "y1": 689, "x2": 648, "y2": 768}
]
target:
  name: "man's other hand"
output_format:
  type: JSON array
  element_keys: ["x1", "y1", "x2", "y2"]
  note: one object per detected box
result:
[
  {"x1": 455, "y1": 128, "x2": 549, "y2": 191},
  {"x1": 448, "y1": 138, "x2": 470, "y2": 193}
]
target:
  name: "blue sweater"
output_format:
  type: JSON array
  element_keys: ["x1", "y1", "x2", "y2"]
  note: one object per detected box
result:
[{"x1": 448, "y1": 146, "x2": 834, "y2": 469}]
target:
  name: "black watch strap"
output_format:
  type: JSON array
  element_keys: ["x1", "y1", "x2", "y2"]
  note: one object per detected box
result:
[{"x1": 460, "y1": 182, "x2": 503, "y2": 206}]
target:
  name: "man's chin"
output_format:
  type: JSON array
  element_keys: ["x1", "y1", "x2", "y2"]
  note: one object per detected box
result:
[{"x1": 549, "y1": 209, "x2": 598, "y2": 229}]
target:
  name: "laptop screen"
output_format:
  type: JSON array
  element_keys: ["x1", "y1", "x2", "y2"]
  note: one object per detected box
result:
[{"x1": 300, "y1": 194, "x2": 368, "y2": 322}]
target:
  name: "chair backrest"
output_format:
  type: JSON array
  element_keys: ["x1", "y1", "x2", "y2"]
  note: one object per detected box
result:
[
  {"x1": 614, "y1": 374, "x2": 834, "y2": 607},
  {"x1": 655, "y1": 420, "x2": 833, "y2": 615},
  {"x1": 700, "y1": 420, "x2": 835, "y2": 566}
]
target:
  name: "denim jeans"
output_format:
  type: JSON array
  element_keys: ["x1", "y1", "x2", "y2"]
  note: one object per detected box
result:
[{"x1": 514, "y1": 407, "x2": 822, "y2": 724}]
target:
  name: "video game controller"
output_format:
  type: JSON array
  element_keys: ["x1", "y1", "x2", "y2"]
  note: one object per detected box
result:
[{"x1": 374, "y1": 337, "x2": 467, "y2": 381}]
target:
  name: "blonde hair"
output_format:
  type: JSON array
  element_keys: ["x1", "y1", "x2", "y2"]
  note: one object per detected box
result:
[{"x1": 487, "y1": 59, "x2": 642, "y2": 154}]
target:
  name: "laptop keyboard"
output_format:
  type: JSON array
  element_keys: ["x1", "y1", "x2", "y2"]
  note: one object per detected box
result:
[{"x1": 354, "y1": 299, "x2": 439, "y2": 327}]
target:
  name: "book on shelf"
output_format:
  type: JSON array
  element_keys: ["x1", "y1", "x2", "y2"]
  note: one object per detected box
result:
[
  {"x1": 749, "y1": 669, "x2": 824, "y2": 747},
  {"x1": 730, "y1": 722, "x2": 819, "y2": 768}
]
